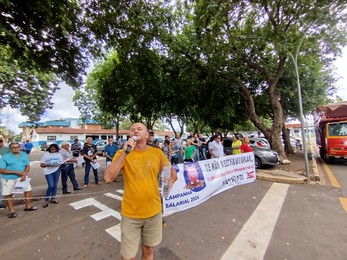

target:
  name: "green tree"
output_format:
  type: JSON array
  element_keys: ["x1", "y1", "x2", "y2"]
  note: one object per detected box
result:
[
  {"x1": 170, "y1": 0, "x2": 347, "y2": 158},
  {"x1": 0, "y1": 125, "x2": 15, "y2": 142},
  {"x1": 1, "y1": 0, "x2": 88, "y2": 86},
  {"x1": 69, "y1": 1, "x2": 346, "y2": 160},
  {"x1": 0, "y1": 0, "x2": 91, "y2": 121}
]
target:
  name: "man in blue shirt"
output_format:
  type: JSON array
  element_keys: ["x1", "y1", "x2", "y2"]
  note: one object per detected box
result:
[
  {"x1": 0, "y1": 142, "x2": 38, "y2": 218},
  {"x1": 105, "y1": 137, "x2": 119, "y2": 166},
  {"x1": 104, "y1": 138, "x2": 119, "y2": 183},
  {"x1": 24, "y1": 140, "x2": 33, "y2": 154},
  {"x1": 0, "y1": 139, "x2": 10, "y2": 210}
]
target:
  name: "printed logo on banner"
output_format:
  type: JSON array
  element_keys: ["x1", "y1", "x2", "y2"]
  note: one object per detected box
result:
[
  {"x1": 183, "y1": 163, "x2": 206, "y2": 192},
  {"x1": 247, "y1": 170, "x2": 255, "y2": 179}
]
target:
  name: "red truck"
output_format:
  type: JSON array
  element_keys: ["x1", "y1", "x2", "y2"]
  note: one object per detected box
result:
[{"x1": 314, "y1": 102, "x2": 347, "y2": 162}]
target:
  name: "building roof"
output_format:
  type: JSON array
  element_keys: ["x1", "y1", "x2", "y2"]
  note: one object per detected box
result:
[
  {"x1": 18, "y1": 118, "x2": 103, "y2": 128},
  {"x1": 285, "y1": 123, "x2": 301, "y2": 128}
]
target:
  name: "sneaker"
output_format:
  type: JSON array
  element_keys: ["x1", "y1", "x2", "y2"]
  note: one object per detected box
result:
[{"x1": 0, "y1": 204, "x2": 6, "y2": 210}]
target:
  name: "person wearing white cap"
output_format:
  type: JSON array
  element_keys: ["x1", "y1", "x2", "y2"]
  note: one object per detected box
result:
[{"x1": 60, "y1": 141, "x2": 83, "y2": 194}]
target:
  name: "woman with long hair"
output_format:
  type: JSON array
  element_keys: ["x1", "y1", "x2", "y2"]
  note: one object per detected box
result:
[{"x1": 40, "y1": 143, "x2": 63, "y2": 208}]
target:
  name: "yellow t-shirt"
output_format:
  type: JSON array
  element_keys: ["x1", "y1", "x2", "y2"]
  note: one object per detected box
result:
[
  {"x1": 113, "y1": 146, "x2": 169, "y2": 218},
  {"x1": 232, "y1": 140, "x2": 242, "y2": 154}
]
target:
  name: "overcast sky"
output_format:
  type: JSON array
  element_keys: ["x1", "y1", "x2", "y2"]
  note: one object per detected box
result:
[
  {"x1": 2, "y1": 46, "x2": 347, "y2": 135},
  {"x1": 1, "y1": 82, "x2": 80, "y2": 134}
]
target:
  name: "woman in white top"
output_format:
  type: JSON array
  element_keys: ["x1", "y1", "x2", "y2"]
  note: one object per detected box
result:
[
  {"x1": 40, "y1": 143, "x2": 63, "y2": 208},
  {"x1": 208, "y1": 134, "x2": 224, "y2": 158}
]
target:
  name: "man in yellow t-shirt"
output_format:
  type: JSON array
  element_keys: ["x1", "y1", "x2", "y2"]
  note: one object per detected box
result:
[
  {"x1": 105, "y1": 123, "x2": 177, "y2": 260},
  {"x1": 232, "y1": 135, "x2": 242, "y2": 154}
]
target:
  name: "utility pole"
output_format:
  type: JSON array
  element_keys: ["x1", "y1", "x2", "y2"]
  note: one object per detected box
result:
[{"x1": 288, "y1": 37, "x2": 310, "y2": 177}]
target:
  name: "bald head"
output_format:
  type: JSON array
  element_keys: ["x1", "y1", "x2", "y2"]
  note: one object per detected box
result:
[{"x1": 130, "y1": 123, "x2": 149, "y2": 143}]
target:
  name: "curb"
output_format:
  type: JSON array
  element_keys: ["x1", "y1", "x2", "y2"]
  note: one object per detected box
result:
[
  {"x1": 256, "y1": 170, "x2": 307, "y2": 184},
  {"x1": 309, "y1": 144, "x2": 322, "y2": 183}
]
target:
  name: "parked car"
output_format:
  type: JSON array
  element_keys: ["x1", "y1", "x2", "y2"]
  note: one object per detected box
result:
[
  {"x1": 252, "y1": 146, "x2": 279, "y2": 169},
  {"x1": 249, "y1": 137, "x2": 271, "y2": 149},
  {"x1": 95, "y1": 140, "x2": 108, "y2": 155},
  {"x1": 223, "y1": 138, "x2": 279, "y2": 169}
]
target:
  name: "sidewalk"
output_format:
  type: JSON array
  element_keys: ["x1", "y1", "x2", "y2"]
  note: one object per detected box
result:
[{"x1": 256, "y1": 145, "x2": 321, "y2": 184}]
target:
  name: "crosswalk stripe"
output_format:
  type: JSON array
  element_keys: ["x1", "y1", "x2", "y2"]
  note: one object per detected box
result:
[{"x1": 221, "y1": 183, "x2": 289, "y2": 260}]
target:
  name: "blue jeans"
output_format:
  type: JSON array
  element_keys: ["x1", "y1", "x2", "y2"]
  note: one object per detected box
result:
[
  {"x1": 200, "y1": 147, "x2": 207, "y2": 160},
  {"x1": 84, "y1": 163, "x2": 99, "y2": 185},
  {"x1": 61, "y1": 164, "x2": 79, "y2": 192},
  {"x1": 45, "y1": 168, "x2": 61, "y2": 201},
  {"x1": 194, "y1": 147, "x2": 200, "y2": 162}
]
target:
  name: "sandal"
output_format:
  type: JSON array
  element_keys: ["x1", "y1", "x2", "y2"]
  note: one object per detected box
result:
[
  {"x1": 43, "y1": 201, "x2": 49, "y2": 208},
  {"x1": 24, "y1": 206, "x2": 38, "y2": 211},
  {"x1": 50, "y1": 199, "x2": 59, "y2": 204},
  {"x1": 8, "y1": 212, "x2": 17, "y2": 218}
]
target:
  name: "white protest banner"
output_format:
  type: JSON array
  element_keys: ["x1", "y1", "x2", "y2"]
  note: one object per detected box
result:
[{"x1": 163, "y1": 152, "x2": 256, "y2": 215}]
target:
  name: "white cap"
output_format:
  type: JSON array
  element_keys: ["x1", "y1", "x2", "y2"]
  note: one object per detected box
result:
[{"x1": 61, "y1": 141, "x2": 70, "y2": 146}]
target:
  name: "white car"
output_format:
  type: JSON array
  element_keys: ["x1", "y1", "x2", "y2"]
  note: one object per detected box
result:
[
  {"x1": 95, "y1": 140, "x2": 108, "y2": 155},
  {"x1": 249, "y1": 138, "x2": 271, "y2": 149}
]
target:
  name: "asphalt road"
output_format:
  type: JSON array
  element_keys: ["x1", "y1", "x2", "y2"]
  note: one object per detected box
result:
[{"x1": 0, "y1": 151, "x2": 346, "y2": 260}]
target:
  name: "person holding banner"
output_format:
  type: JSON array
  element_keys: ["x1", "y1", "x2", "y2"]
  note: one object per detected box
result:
[
  {"x1": 208, "y1": 134, "x2": 224, "y2": 158},
  {"x1": 104, "y1": 122, "x2": 177, "y2": 260}
]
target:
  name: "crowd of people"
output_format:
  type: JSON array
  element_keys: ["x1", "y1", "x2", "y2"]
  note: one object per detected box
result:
[
  {"x1": 146, "y1": 131, "x2": 254, "y2": 164},
  {"x1": 0, "y1": 136, "x2": 122, "y2": 218},
  {"x1": 0, "y1": 127, "x2": 254, "y2": 259}
]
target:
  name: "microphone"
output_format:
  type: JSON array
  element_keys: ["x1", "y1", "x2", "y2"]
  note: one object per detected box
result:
[{"x1": 125, "y1": 136, "x2": 138, "y2": 154}]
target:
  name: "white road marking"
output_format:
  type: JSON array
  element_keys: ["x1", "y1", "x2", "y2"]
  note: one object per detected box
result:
[
  {"x1": 221, "y1": 183, "x2": 289, "y2": 260},
  {"x1": 104, "y1": 192, "x2": 123, "y2": 201},
  {"x1": 106, "y1": 224, "x2": 122, "y2": 242},
  {"x1": 70, "y1": 194, "x2": 124, "y2": 241},
  {"x1": 91, "y1": 208, "x2": 121, "y2": 221}
]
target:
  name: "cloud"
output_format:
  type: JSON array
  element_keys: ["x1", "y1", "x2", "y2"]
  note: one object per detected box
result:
[
  {"x1": 41, "y1": 82, "x2": 80, "y2": 121},
  {"x1": 1, "y1": 83, "x2": 80, "y2": 134},
  {"x1": 334, "y1": 46, "x2": 347, "y2": 100}
]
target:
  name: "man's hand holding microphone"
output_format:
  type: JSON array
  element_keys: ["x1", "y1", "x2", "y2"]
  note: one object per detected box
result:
[{"x1": 124, "y1": 136, "x2": 139, "y2": 154}]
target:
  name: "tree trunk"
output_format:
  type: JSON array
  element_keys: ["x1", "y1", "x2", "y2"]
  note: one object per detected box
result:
[
  {"x1": 282, "y1": 118, "x2": 294, "y2": 154},
  {"x1": 238, "y1": 80, "x2": 287, "y2": 160}
]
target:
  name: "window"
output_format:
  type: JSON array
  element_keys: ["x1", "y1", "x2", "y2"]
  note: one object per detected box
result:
[
  {"x1": 47, "y1": 136, "x2": 56, "y2": 141},
  {"x1": 70, "y1": 136, "x2": 78, "y2": 140},
  {"x1": 328, "y1": 122, "x2": 347, "y2": 136}
]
